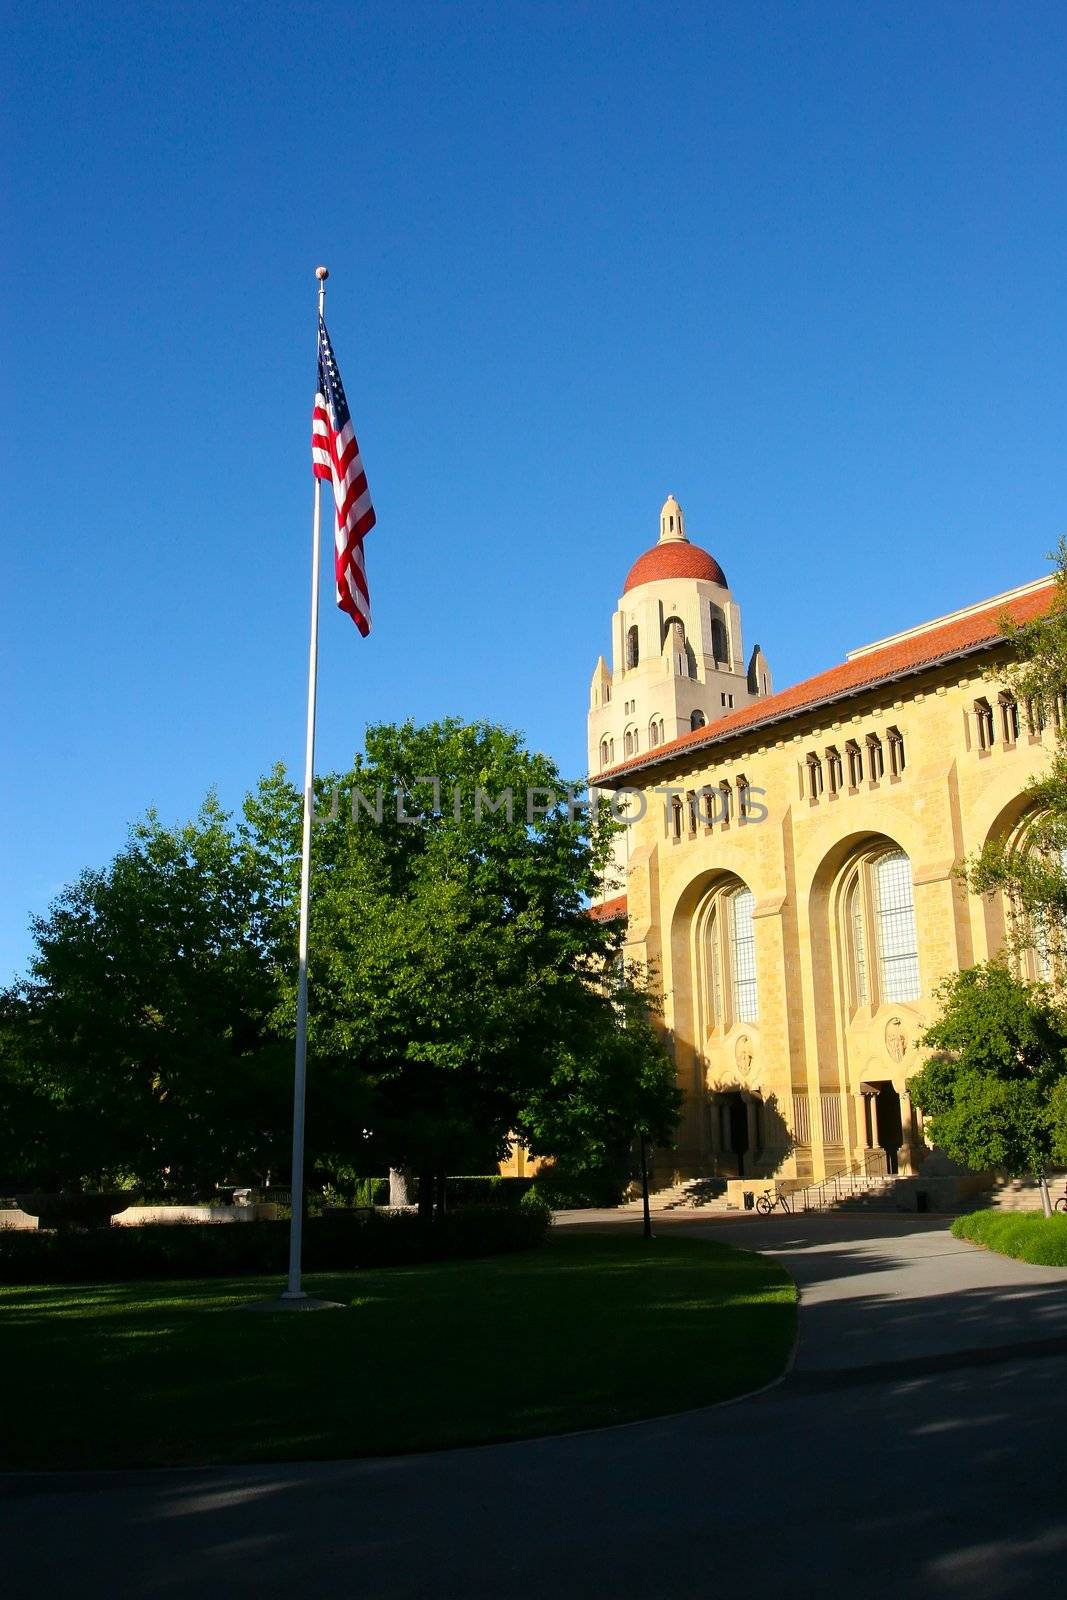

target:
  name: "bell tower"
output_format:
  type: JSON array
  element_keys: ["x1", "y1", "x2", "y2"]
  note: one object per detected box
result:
[{"x1": 587, "y1": 496, "x2": 772, "y2": 896}]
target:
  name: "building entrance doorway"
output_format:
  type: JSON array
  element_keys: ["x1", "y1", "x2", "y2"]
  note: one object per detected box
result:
[
  {"x1": 710, "y1": 1091, "x2": 759, "y2": 1177},
  {"x1": 863, "y1": 1081, "x2": 903, "y2": 1174}
]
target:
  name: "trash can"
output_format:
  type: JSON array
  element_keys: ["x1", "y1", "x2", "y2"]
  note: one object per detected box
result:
[{"x1": 743, "y1": 1190, "x2": 754, "y2": 1211}]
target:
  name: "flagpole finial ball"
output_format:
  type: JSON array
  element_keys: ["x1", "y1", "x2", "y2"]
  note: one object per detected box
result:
[{"x1": 315, "y1": 266, "x2": 329, "y2": 281}]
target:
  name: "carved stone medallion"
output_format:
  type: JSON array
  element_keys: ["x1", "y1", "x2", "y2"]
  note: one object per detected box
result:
[
  {"x1": 885, "y1": 1017, "x2": 907, "y2": 1064},
  {"x1": 735, "y1": 1034, "x2": 754, "y2": 1079}
]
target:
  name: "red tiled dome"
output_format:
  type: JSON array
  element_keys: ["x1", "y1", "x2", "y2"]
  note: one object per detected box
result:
[{"x1": 623, "y1": 542, "x2": 727, "y2": 593}]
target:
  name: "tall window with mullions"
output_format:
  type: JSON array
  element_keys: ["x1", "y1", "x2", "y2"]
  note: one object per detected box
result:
[
  {"x1": 873, "y1": 852, "x2": 920, "y2": 1002},
  {"x1": 730, "y1": 887, "x2": 759, "y2": 1021}
]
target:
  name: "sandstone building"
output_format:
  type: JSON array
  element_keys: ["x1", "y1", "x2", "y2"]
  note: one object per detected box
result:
[{"x1": 589, "y1": 498, "x2": 1057, "y2": 1186}]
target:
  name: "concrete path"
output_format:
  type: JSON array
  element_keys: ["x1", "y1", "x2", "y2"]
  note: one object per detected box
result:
[
  {"x1": 561, "y1": 1208, "x2": 1067, "y2": 1372},
  {"x1": 3, "y1": 1215, "x2": 1066, "y2": 1600}
]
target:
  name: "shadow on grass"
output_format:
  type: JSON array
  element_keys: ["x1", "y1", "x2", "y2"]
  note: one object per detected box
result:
[{"x1": 0, "y1": 1235, "x2": 796, "y2": 1471}]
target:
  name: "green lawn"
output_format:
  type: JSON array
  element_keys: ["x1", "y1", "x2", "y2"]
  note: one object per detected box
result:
[
  {"x1": 0, "y1": 1233, "x2": 795, "y2": 1470},
  {"x1": 952, "y1": 1208, "x2": 1067, "y2": 1265}
]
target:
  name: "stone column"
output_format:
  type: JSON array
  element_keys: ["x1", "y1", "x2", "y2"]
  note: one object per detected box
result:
[
  {"x1": 745, "y1": 1095, "x2": 759, "y2": 1172},
  {"x1": 898, "y1": 1089, "x2": 922, "y2": 1176}
]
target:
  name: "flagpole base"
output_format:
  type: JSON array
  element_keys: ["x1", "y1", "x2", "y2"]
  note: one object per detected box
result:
[{"x1": 240, "y1": 1294, "x2": 344, "y2": 1313}]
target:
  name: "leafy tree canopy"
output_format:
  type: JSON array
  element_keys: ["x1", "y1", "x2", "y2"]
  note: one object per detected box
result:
[
  {"x1": 0, "y1": 720, "x2": 680, "y2": 1199},
  {"x1": 909, "y1": 962, "x2": 1067, "y2": 1179}
]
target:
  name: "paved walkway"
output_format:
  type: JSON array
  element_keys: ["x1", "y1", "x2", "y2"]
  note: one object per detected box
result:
[
  {"x1": 3, "y1": 1215, "x2": 1066, "y2": 1599},
  {"x1": 561, "y1": 1208, "x2": 1067, "y2": 1373}
]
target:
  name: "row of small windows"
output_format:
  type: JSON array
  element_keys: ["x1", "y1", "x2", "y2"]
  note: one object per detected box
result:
[
  {"x1": 805, "y1": 729, "x2": 905, "y2": 802},
  {"x1": 601, "y1": 708, "x2": 709, "y2": 765},
  {"x1": 700, "y1": 848, "x2": 922, "y2": 1034},
  {"x1": 974, "y1": 692, "x2": 1066, "y2": 752},
  {"x1": 671, "y1": 776, "x2": 754, "y2": 838}
]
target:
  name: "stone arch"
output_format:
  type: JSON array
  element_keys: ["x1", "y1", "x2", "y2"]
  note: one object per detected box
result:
[
  {"x1": 807, "y1": 829, "x2": 925, "y2": 1173},
  {"x1": 976, "y1": 791, "x2": 1040, "y2": 959}
]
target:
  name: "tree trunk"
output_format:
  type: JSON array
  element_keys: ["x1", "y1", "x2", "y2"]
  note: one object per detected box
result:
[
  {"x1": 1038, "y1": 1169, "x2": 1054, "y2": 1219},
  {"x1": 388, "y1": 1167, "x2": 409, "y2": 1209},
  {"x1": 639, "y1": 1133, "x2": 653, "y2": 1241}
]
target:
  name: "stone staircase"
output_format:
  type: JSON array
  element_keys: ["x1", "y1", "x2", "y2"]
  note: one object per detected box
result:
[
  {"x1": 984, "y1": 1175, "x2": 1067, "y2": 1212},
  {"x1": 620, "y1": 1170, "x2": 1067, "y2": 1218},
  {"x1": 619, "y1": 1178, "x2": 733, "y2": 1213}
]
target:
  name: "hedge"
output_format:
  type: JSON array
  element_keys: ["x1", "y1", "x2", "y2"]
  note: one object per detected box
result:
[
  {"x1": 531, "y1": 1174, "x2": 628, "y2": 1210},
  {"x1": 951, "y1": 1209, "x2": 1067, "y2": 1266},
  {"x1": 0, "y1": 1203, "x2": 551, "y2": 1285},
  {"x1": 426, "y1": 1174, "x2": 628, "y2": 1210}
]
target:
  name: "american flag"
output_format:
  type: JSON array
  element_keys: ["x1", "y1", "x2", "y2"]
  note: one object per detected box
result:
[{"x1": 312, "y1": 316, "x2": 376, "y2": 635}]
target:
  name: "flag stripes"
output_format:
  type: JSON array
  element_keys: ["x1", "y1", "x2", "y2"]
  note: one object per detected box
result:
[{"x1": 311, "y1": 316, "x2": 376, "y2": 635}]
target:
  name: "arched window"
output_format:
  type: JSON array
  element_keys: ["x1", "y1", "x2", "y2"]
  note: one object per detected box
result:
[
  {"x1": 974, "y1": 697, "x2": 995, "y2": 751},
  {"x1": 1006, "y1": 822, "x2": 1067, "y2": 984},
  {"x1": 649, "y1": 720, "x2": 659, "y2": 749},
  {"x1": 873, "y1": 852, "x2": 920, "y2": 1001},
  {"x1": 730, "y1": 888, "x2": 759, "y2": 1022},
  {"x1": 710, "y1": 605, "x2": 729, "y2": 665},
  {"x1": 599, "y1": 738, "x2": 609, "y2": 767},
  {"x1": 626, "y1": 626, "x2": 640, "y2": 670},
  {"x1": 691, "y1": 709, "x2": 706, "y2": 731},
  {"x1": 807, "y1": 753, "x2": 824, "y2": 800},
  {"x1": 845, "y1": 872, "x2": 869, "y2": 1007},
  {"x1": 624, "y1": 729, "x2": 634, "y2": 757},
  {"x1": 841, "y1": 847, "x2": 921, "y2": 1009},
  {"x1": 867, "y1": 732, "x2": 885, "y2": 782},
  {"x1": 700, "y1": 880, "x2": 760, "y2": 1030},
  {"x1": 608, "y1": 737, "x2": 615, "y2": 762}
]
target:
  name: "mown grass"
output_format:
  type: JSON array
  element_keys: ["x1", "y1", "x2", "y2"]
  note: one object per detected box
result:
[
  {"x1": 952, "y1": 1208, "x2": 1067, "y2": 1266},
  {"x1": 0, "y1": 1233, "x2": 795, "y2": 1471}
]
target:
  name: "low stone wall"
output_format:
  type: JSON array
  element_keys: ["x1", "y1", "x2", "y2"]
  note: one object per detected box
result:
[
  {"x1": 1, "y1": 1203, "x2": 280, "y2": 1230},
  {"x1": 0, "y1": 1209, "x2": 36, "y2": 1232},
  {"x1": 113, "y1": 1203, "x2": 279, "y2": 1226}
]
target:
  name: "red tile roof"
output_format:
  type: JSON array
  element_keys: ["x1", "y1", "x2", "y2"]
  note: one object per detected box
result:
[
  {"x1": 588, "y1": 894, "x2": 628, "y2": 921},
  {"x1": 623, "y1": 542, "x2": 728, "y2": 593},
  {"x1": 596, "y1": 578, "x2": 1057, "y2": 785}
]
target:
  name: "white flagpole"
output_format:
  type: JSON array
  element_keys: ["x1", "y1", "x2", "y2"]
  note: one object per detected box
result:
[{"x1": 282, "y1": 264, "x2": 330, "y2": 1303}]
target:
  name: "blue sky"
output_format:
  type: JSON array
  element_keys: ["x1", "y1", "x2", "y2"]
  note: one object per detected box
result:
[{"x1": 4, "y1": 0, "x2": 1067, "y2": 982}]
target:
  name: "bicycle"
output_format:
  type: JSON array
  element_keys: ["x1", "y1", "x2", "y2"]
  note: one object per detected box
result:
[
  {"x1": 755, "y1": 1190, "x2": 793, "y2": 1216},
  {"x1": 1055, "y1": 1192, "x2": 1067, "y2": 1213}
]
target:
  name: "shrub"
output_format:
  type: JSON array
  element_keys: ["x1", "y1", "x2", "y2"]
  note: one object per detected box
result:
[
  {"x1": 952, "y1": 1208, "x2": 1067, "y2": 1266},
  {"x1": 530, "y1": 1173, "x2": 627, "y2": 1210},
  {"x1": 443, "y1": 1176, "x2": 533, "y2": 1208},
  {"x1": 0, "y1": 1202, "x2": 551, "y2": 1285},
  {"x1": 519, "y1": 1188, "x2": 554, "y2": 1222}
]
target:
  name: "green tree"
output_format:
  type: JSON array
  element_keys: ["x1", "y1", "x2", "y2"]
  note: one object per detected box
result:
[
  {"x1": 516, "y1": 971, "x2": 682, "y2": 1178},
  {"x1": 2, "y1": 721, "x2": 680, "y2": 1209},
  {"x1": 0, "y1": 799, "x2": 296, "y2": 1195},
  {"x1": 908, "y1": 962, "x2": 1067, "y2": 1214},
  {"x1": 275, "y1": 719, "x2": 673, "y2": 1214}
]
